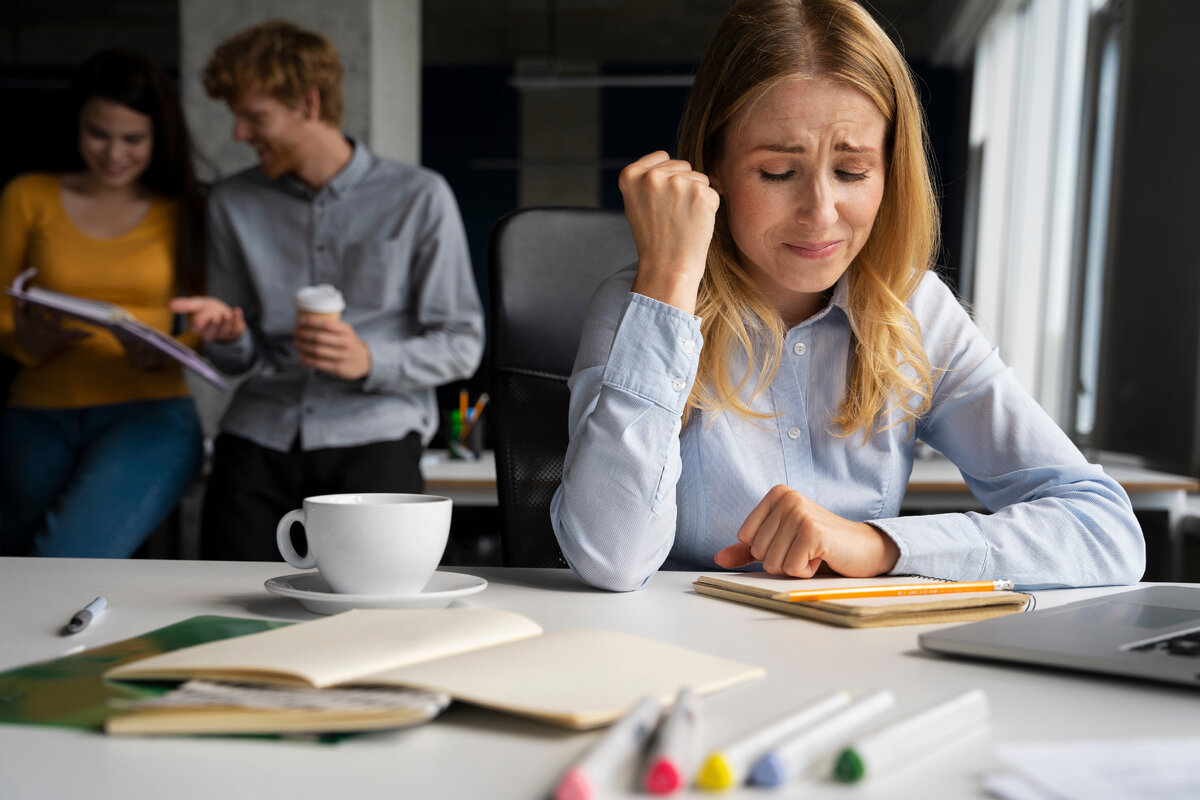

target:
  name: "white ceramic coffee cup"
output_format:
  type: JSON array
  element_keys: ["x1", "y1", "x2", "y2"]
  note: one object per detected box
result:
[{"x1": 275, "y1": 493, "x2": 452, "y2": 595}]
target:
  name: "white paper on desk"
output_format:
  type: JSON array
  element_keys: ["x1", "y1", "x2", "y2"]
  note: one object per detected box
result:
[
  {"x1": 992, "y1": 739, "x2": 1200, "y2": 800},
  {"x1": 981, "y1": 771, "x2": 1063, "y2": 800}
]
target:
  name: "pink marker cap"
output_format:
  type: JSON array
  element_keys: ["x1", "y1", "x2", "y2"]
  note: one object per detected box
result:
[
  {"x1": 554, "y1": 767, "x2": 592, "y2": 800},
  {"x1": 644, "y1": 758, "x2": 683, "y2": 795}
]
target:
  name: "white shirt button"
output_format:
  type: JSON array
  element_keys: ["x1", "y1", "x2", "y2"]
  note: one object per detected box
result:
[
  {"x1": 788, "y1": 426, "x2": 801, "y2": 440},
  {"x1": 671, "y1": 378, "x2": 687, "y2": 391},
  {"x1": 681, "y1": 339, "x2": 696, "y2": 354},
  {"x1": 793, "y1": 342, "x2": 807, "y2": 355}
]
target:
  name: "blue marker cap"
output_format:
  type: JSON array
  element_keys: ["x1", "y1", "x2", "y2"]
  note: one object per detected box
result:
[{"x1": 747, "y1": 753, "x2": 788, "y2": 787}]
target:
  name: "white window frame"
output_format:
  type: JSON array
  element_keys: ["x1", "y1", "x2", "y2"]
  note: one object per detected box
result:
[{"x1": 962, "y1": 0, "x2": 1096, "y2": 427}]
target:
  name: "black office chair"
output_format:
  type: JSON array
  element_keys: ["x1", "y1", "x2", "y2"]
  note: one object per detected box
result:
[{"x1": 488, "y1": 207, "x2": 638, "y2": 567}]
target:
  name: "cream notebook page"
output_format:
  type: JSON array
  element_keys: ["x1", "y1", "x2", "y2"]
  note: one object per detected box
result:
[
  {"x1": 106, "y1": 609, "x2": 544, "y2": 687},
  {"x1": 367, "y1": 628, "x2": 765, "y2": 727}
]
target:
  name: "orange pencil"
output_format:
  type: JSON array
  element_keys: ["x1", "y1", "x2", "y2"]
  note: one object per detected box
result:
[{"x1": 771, "y1": 579, "x2": 1015, "y2": 603}]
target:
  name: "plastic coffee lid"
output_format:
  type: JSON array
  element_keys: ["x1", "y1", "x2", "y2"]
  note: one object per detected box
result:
[{"x1": 295, "y1": 284, "x2": 345, "y2": 313}]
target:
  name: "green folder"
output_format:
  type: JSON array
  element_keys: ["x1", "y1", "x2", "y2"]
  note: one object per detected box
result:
[{"x1": 0, "y1": 615, "x2": 289, "y2": 730}]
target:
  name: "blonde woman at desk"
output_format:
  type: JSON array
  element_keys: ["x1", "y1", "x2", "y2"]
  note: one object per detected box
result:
[{"x1": 551, "y1": 0, "x2": 1145, "y2": 592}]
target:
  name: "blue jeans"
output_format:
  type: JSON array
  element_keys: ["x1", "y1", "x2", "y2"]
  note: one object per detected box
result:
[{"x1": 0, "y1": 398, "x2": 202, "y2": 557}]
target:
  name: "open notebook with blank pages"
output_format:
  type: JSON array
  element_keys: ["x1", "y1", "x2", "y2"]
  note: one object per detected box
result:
[{"x1": 103, "y1": 607, "x2": 765, "y2": 733}]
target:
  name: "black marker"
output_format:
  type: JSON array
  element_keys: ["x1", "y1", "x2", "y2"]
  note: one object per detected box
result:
[{"x1": 63, "y1": 597, "x2": 106, "y2": 635}]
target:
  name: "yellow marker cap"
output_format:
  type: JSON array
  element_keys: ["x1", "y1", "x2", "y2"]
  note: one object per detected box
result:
[{"x1": 695, "y1": 754, "x2": 736, "y2": 791}]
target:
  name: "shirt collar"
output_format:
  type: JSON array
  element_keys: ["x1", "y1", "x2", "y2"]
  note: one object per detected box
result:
[
  {"x1": 281, "y1": 137, "x2": 371, "y2": 200},
  {"x1": 323, "y1": 138, "x2": 371, "y2": 199},
  {"x1": 829, "y1": 271, "x2": 851, "y2": 309},
  {"x1": 790, "y1": 272, "x2": 852, "y2": 330}
]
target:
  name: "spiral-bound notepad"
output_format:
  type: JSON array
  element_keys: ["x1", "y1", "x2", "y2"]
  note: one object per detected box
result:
[{"x1": 693, "y1": 574, "x2": 1032, "y2": 628}]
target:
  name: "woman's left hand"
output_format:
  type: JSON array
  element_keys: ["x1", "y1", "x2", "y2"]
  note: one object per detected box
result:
[{"x1": 714, "y1": 484, "x2": 900, "y2": 578}]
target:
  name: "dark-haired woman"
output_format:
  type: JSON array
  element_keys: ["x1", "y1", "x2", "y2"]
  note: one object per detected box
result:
[{"x1": 0, "y1": 50, "x2": 205, "y2": 556}]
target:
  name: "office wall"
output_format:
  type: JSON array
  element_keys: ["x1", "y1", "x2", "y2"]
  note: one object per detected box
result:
[
  {"x1": 1093, "y1": 0, "x2": 1200, "y2": 475},
  {"x1": 178, "y1": 0, "x2": 420, "y2": 180},
  {"x1": 0, "y1": 0, "x2": 180, "y2": 188}
]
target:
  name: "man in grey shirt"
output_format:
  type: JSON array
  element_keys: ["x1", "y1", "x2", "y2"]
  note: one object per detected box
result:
[{"x1": 172, "y1": 21, "x2": 483, "y2": 560}]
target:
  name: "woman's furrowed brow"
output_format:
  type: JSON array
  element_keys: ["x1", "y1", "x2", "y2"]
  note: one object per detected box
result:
[{"x1": 751, "y1": 142, "x2": 878, "y2": 155}]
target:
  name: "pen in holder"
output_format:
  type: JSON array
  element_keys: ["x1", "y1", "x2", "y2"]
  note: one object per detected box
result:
[{"x1": 446, "y1": 392, "x2": 487, "y2": 460}]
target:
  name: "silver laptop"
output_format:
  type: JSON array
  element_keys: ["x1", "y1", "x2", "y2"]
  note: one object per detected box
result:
[{"x1": 918, "y1": 585, "x2": 1200, "y2": 688}]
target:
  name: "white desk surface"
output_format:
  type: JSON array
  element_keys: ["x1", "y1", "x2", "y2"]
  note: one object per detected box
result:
[{"x1": 1, "y1": 558, "x2": 1196, "y2": 800}]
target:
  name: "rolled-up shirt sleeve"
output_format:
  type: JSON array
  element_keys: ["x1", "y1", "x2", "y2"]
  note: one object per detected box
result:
[{"x1": 552, "y1": 276, "x2": 702, "y2": 591}]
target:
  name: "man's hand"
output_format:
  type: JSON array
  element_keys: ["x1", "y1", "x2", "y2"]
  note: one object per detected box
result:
[
  {"x1": 293, "y1": 316, "x2": 371, "y2": 380},
  {"x1": 170, "y1": 296, "x2": 247, "y2": 343},
  {"x1": 714, "y1": 485, "x2": 900, "y2": 578}
]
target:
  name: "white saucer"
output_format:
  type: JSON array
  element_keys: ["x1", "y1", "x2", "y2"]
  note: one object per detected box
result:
[{"x1": 264, "y1": 571, "x2": 488, "y2": 615}]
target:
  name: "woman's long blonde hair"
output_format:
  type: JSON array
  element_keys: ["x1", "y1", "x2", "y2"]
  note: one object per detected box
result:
[{"x1": 677, "y1": 0, "x2": 940, "y2": 437}]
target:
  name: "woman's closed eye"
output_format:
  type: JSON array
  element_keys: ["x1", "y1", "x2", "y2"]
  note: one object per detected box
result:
[
  {"x1": 758, "y1": 169, "x2": 795, "y2": 182},
  {"x1": 757, "y1": 168, "x2": 871, "y2": 183}
]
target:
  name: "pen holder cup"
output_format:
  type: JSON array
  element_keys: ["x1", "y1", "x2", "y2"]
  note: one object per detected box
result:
[{"x1": 442, "y1": 411, "x2": 485, "y2": 461}]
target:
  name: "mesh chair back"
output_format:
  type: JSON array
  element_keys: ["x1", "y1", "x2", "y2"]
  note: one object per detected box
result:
[{"x1": 488, "y1": 208, "x2": 638, "y2": 567}]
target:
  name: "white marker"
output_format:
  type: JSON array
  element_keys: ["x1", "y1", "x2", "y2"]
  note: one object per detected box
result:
[
  {"x1": 555, "y1": 695, "x2": 662, "y2": 800},
  {"x1": 695, "y1": 690, "x2": 851, "y2": 791},
  {"x1": 748, "y1": 689, "x2": 896, "y2": 787},
  {"x1": 833, "y1": 688, "x2": 990, "y2": 783},
  {"x1": 643, "y1": 686, "x2": 698, "y2": 795}
]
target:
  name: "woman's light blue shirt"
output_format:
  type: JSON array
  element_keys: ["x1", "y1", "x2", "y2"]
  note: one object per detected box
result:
[{"x1": 551, "y1": 267, "x2": 1145, "y2": 592}]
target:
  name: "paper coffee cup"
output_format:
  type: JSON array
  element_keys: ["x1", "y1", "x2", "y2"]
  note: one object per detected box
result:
[{"x1": 295, "y1": 284, "x2": 345, "y2": 322}]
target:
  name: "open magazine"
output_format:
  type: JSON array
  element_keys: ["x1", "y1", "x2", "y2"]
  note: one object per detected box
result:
[{"x1": 5, "y1": 267, "x2": 229, "y2": 391}]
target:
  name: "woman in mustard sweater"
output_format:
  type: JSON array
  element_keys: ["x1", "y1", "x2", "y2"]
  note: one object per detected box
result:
[{"x1": 0, "y1": 50, "x2": 205, "y2": 556}]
